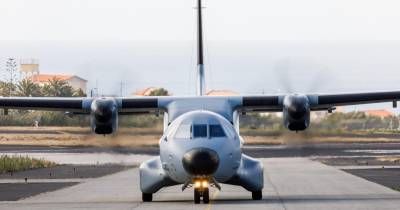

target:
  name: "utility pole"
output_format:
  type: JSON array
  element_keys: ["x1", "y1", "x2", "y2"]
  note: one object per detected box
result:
[
  {"x1": 120, "y1": 80, "x2": 123, "y2": 97},
  {"x1": 397, "y1": 115, "x2": 400, "y2": 130}
]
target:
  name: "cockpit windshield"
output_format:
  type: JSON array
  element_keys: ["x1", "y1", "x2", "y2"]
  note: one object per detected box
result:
[
  {"x1": 193, "y1": 124, "x2": 207, "y2": 138},
  {"x1": 174, "y1": 124, "x2": 191, "y2": 139},
  {"x1": 209, "y1": 124, "x2": 226, "y2": 137},
  {"x1": 174, "y1": 123, "x2": 227, "y2": 139}
]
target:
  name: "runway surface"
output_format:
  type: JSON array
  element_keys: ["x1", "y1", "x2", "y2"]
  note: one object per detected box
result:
[
  {"x1": 3, "y1": 142, "x2": 400, "y2": 157},
  {"x1": 1, "y1": 158, "x2": 399, "y2": 210}
]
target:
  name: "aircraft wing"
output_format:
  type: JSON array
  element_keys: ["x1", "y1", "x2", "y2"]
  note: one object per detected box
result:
[
  {"x1": 1, "y1": 91, "x2": 400, "y2": 114},
  {"x1": 239, "y1": 91, "x2": 400, "y2": 112},
  {"x1": 118, "y1": 97, "x2": 160, "y2": 114},
  {"x1": 0, "y1": 97, "x2": 161, "y2": 114},
  {"x1": 240, "y1": 96, "x2": 282, "y2": 112},
  {"x1": 0, "y1": 97, "x2": 89, "y2": 113},
  {"x1": 312, "y1": 91, "x2": 400, "y2": 109}
]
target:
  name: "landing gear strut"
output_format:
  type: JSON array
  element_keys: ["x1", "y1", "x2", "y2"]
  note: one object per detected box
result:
[{"x1": 194, "y1": 187, "x2": 209, "y2": 204}]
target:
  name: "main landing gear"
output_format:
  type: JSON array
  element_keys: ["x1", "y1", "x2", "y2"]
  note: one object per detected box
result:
[
  {"x1": 142, "y1": 181, "x2": 262, "y2": 203},
  {"x1": 252, "y1": 190, "x2": 262, "y2": 200},
  {"x1": 142, "y1": 193, "x2": 152, "y2": 202}
]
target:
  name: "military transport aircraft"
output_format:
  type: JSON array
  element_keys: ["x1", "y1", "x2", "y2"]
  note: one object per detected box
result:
[{"x1": 1, "y1": 0, "x2": 400, "y2": 204}]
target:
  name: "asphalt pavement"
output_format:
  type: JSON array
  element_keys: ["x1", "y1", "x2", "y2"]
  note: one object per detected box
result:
[{"x1": 0, "y1": 158, "x2": 399, "y2": 210}]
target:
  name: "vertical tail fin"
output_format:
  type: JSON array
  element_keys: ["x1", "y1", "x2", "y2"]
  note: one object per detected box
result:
[{"x1": 196, "y1": 0, "x2": 206, "y2": 96}]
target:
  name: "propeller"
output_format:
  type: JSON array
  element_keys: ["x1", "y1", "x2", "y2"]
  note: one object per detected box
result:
[
  {"x1": 273, "y1": 58, "x2": 332, "y2": 147},
  {"x1": 274, "y1": 57, "x2": 331, "y2": 94}
]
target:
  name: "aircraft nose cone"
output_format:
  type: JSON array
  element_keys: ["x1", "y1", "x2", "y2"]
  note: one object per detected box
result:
[{"x1": 182, "y1": 148, "x2": 219, "y2": 176}]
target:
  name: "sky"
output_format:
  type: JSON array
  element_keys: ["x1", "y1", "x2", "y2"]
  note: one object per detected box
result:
[
  {"x1": 2, "y1": 0, "x2": 400, "y2": 41},
  {"x1": 1, "y1": 0, "x2": 400, "y2": 112}
]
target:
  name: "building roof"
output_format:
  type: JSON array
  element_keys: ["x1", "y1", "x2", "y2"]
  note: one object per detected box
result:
[
  {"x1": 133, "y1": 87, "x2": 158, "y2": 96},
  {"x1": 364, "y1": 109, "x2": 394, "y2": 118},
  {"x1": 206, "y1": 90, "x2": 239, "y2": 96},
  {"x1": 26, "y1": 74, "x2": 87, "y2": 82}
]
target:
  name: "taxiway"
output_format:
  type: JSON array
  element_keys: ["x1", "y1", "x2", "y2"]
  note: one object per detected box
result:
[{"x1": 1, "y1": 158, "x2": 399, "y2": 210}]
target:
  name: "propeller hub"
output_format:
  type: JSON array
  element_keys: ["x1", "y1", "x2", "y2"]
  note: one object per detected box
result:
[{"x1": 284, "y1": 94, "x2": 310, "y2": 120}]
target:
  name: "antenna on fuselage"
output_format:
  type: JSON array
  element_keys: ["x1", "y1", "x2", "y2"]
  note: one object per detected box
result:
[{"x1": 196, "y1": 0, "x2": 206, "y2": 96}]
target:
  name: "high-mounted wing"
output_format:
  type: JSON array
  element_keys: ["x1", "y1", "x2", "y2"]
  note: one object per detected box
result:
[
  {"x1": 238, "y1": 91, "x2": 400, "y2": 131},
  {"x1": 313, "y1": 91, "x2": 400, "y2": 110},
  {"x1": 0, "y1": 96, "x2": 164, "y2": 135},
  {"x1": 0, "y1": 97, "x2": 163, "y2": 114},
  {"x1": 238, "y1": 96, "x2": 282, "y2": 112},
  {"x1": 2, "y1": 91, "x2": 400, "y2": 115},
  {"x1": 238, "y1": 91, "x2": 400, "y2": 112},
  {"x1": 0, "y1": 97, "x2": 88, "y2": 113},
  {"x1": 119, "y1": 97, "x2": 160, "y2": 114}
]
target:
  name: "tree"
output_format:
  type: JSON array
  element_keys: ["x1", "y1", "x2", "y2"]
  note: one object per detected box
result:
[
  {"x1": 60, "y1": 85, "x2": 74, "y2": 97},
  {"x1": 42, "y1": 77, "x2": 74, "y2": 97},
  {"x1": 73, "y1": 88, "x2": 87, "y2": 97},
  {"x1": 5, "y1": 58, "x2": 18, "y2": 96},
  {"x1": 0, "y1": 81, "x2": 12, "y2": 97},
  {"x1": 16, "y1": 79, "x2": 42, "y2": 97},
  {"x1": 149, "y1": 88, "x2": 169, "y2": 96}
]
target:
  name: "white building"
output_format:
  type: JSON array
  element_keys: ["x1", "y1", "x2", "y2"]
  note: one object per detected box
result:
[{"x1": 26, "y1": 74, "x2": 87, "y2": 93}]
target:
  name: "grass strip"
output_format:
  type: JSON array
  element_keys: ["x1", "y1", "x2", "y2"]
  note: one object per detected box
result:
[{"x1": 0, "y1": 155, "x2": 57, "y2": 174}]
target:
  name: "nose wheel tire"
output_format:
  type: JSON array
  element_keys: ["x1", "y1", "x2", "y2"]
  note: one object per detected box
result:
[
  {"x1": 252, "y1": 191, "x2": 262, "y2": 200},
  {"x1": 194, "y1": 189, "x2": 201, "y2": 204},
  {"x1": 194, "y1": 188, "x2": 209, "y2": 204},
  {"x1": 203, "y1": 188, "x2": 210, "y2": 204},
  {"x1": 142, "y1": 193, "x2": 153, "y2": 202}
]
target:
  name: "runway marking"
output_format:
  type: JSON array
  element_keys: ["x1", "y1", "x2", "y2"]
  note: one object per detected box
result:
[
  {"x1": 204, "y1": 190, "x2": 219, "y2": 210},
  {"x1": 335, "y1": 165, "x2": 400, "y2": 170},
  {"x1": 265, "y1": 171, "x2": 288, "y2": 210}
]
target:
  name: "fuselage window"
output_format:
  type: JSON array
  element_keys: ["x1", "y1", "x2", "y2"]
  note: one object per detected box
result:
[
  {"x1": 209, "y1": 124, "x2": 226, "y2": 138},
  {"x1": 175, "y1": 124, "x2": 192, "y2": 139},
  {"x1": 193, "y1": 124, "x2": 208, "y2": 138}
]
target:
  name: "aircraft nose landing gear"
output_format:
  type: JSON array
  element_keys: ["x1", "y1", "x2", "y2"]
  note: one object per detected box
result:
[
  {"x1": 194, "y1": 187, "x2": 209, "y2": 204},
  {"x1": 193, "y1": 179, "x2": 210, "y2": 204}
]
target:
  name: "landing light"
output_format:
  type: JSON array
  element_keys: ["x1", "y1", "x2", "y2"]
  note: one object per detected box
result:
[
  {"x1": 195, "y1": 181, "x2": 201, "y2": 188},
  {"x1": 194, "y1": 180, "x2": 209, "y2": 189},
  {"x1": 202, "y1": 181, "x2": 208, "y2": 188}
]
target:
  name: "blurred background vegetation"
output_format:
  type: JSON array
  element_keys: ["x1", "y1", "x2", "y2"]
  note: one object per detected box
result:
[
  {"x1": 1, "y1": 58, "x2": 399, "y2": 134},
  {"x1": 240, "y1": 112, "x2": 400, "y2": 134},
  {"x1": 1, "y1": 110, "x2": 400, "y2": 135}
]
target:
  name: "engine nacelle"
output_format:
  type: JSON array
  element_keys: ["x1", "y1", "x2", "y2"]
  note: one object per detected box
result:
[
  {"x1": 90, "y1": 98, "x2": 118, "y2": 135},
  {"x1": 282, "y1": 94, "x2": 310, "y2": 131}
]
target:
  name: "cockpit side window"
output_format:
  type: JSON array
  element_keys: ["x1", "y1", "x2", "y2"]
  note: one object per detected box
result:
[
  {"x1": 209, "y1": 124, "x2": 226, "y2": 138},
  {"x1": 193, "y1": 124, "x2": 208, "y2": 138},
  {"x1": 175, "y1": 124, "x2": 192, "y2": 139}
]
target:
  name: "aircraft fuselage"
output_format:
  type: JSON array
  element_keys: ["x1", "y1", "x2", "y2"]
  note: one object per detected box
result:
[{"x1": 160, "y1": 110, "x2": 242, "y2": 183}]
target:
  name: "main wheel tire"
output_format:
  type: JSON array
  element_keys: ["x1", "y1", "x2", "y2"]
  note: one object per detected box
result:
[
  {"x1": 194, "y1": 189, "x2": 201, "y2": 204},
  {"x1": 142, "y1": 193, "x2": 153, "y2": 202},
  {"x1": 252, "y1": 191, "x2": 262, "y2": 200},
  {"x1": 203, "y1": 188, "x2": 210, "y2": 204}
]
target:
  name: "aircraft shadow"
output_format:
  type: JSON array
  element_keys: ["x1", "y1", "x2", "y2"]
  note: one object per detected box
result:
[
  {"x1": 153, "y1": 193, "x2": 400, "y2": 204},
  {"x1": 214, "y1": 194, "x2": 400, "y2": 205}
]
